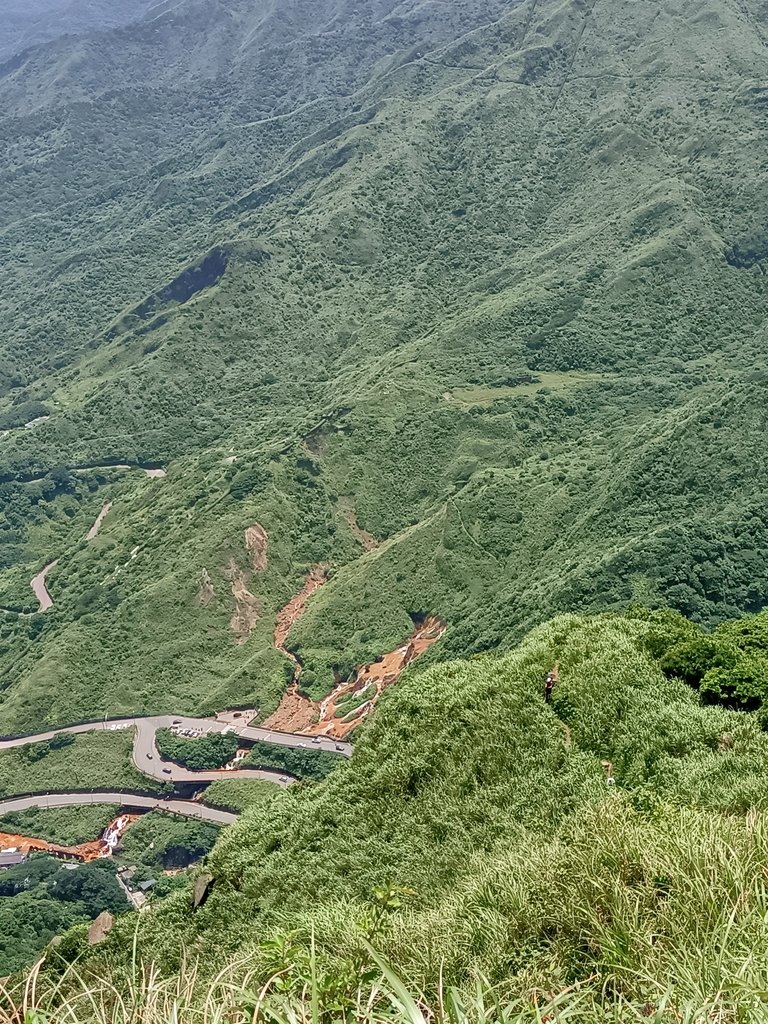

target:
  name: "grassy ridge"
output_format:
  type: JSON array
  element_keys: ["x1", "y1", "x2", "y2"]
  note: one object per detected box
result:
[{"x1": 42, "y1": 608, "x2": 764, "y2": 1017}]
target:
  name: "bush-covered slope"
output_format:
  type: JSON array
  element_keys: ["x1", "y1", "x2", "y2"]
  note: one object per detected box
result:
[
  {"x1": 0, "y1": 0, "x2": 766, "y2": 732},
  {"x1": 50, "y1": 609, "x2": 768, "y2": 1014}
]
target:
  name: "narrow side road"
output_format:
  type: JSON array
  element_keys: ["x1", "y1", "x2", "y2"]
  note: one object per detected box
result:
[{"x1": 0, "y1": 791, "x2": 237, "y2": 826}]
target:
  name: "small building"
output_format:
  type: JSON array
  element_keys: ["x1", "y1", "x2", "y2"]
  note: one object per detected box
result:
[
  {"x1": 138, "y1": 879, "x2": 156, "y2": 893},
  {"x1": 0, "y1": 851, "x2": 27, "y2": 870}
]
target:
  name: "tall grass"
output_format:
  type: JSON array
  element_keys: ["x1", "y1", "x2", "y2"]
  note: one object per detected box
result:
[{"x1": 2, "y1": 948, "x2": 767, "y2": 1024}]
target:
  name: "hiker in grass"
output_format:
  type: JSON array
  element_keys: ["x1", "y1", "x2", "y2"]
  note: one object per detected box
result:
[{"x1": 544, "y1": 663, "x2": 559, "y2": 703}]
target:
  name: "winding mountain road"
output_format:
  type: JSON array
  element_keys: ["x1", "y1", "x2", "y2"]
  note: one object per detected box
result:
[
  {"x1": 0, "y1": 714, "x2": 351, "y2": 828},
  {"x1": 0, "y1": 791, "x2": 237, "y2": 826},
  {"x1": 0, "y1": 713, "x2": 351, "y2": 787},
  {"x1": 15, "y1": 466, "x2": 165, "y2": 614}
]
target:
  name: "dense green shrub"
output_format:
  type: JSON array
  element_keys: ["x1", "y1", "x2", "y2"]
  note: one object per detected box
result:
[
  {"x1": 0, "y1": 857, "x2": 127, "y2": 975},
  {"x1": 156, "y1": 730, "x2": 239, "y2": 771},
  {"x1": 660, "y1": 635, "x2": 738, "y2": 687},
  {"x1": 660, "y1": 615, "x2": 768, "y2": 713},
  {"x1": 700, "y1": 657, "x2": 767, "y2": 711},
  {"x1": 119, "y1": 812, "x2": 219, "y2": 870},
  {"x1": 243, "y1": 740, "x2": 341, "y2": 781},
  {"x1": 229, "y1": 467, "x2": 269, "y2": 501}
]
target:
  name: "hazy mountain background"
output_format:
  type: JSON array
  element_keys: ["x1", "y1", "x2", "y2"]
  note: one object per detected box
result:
[{"x1": 0, "y1": 0, "x2": 155, "y2": 62}]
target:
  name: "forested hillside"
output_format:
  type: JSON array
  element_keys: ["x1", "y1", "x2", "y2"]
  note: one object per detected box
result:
[{"x1": 1, "y1": 0, "x2": 766, "y2": 733}]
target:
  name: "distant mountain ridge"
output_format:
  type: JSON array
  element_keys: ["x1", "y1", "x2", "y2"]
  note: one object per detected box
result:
[{"x1": 0, "y1": 0, "x2": 155, "y2": 63}]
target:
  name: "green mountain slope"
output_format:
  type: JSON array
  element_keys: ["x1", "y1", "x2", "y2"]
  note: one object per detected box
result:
[
  {"x1": 49, "y1": 607, "x2": 768, "y2": 1014},
  {"x1": 1, "y1": 0, "x2": 767, "y2": 732}
]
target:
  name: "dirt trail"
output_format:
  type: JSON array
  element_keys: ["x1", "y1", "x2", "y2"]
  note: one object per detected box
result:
[
  {"x1": 30, "y1": 560, "x2": 58, "y2": 612},
  {"x1": 87, "y1": 502, "x2": 113, "y2": 540},
  {"x1": 75, "y1": 464, "x2": 166, "y2": 479},
  {"x1": 0, "y1": 814, "x2": 139, "y2": 863},
  {"x1": 245, "y1": 523, "x2": 268, "y2": 572},
  {"x1": 226, "y1": 559, "x2": 264, "y2": 644},
  {"x1": 338, "y1": 497, "x2": 379, "y2": 552},
  {"x1": 265, "y1": 614, "x2": 445, "y2": 738},
  {"x1": 197, "y1": 568, "x2": 215, "y2": 605}
]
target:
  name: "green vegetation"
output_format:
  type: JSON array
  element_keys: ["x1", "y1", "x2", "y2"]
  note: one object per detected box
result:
[
  {"x1": 155, "y1": 729, "x2": 239, "y2": 771},
  {"x1": 0, "y1": 0, "x2": 767, "y2": 730},
  {"x1": 0, "y1": 0, "x2": 153, "y2": 63},
  {"x1": 33, "y1": 609, "x2": 764, "y2": 1017},
  {"x1": 3, "y1": 0, "x2": 768, "y2": 1013},
  {"x1": 661, "y1": 614, "x2": 768, "y2": 714},
  {"x1": 119, "y1": 812, "x2": 219, "y2": 872},
  {"x1": 0, "y1": 804, "x2": 118, "y2": 846},
  {"x1": 244, "y1": 740, "x2": 341, "y2": 781},
  {"x1": 0, "y1": 856, "x2": 127, "y2": 976},
  {"x1": 0, "y1": 731, "x2": 161, "y2": 798},
  {"x1": 202, "y1": 779, "x2": 281, "y2": 813}
]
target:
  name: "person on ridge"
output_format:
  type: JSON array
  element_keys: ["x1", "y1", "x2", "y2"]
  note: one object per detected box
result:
[{"x1": 544, "y1": 662, "x2": 559, "y2": 703}]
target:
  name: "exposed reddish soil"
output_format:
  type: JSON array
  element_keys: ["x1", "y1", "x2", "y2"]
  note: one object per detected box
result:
[
  {"x1": 245, "y1": 524, "x2": 268, "y2": 572},
  {"x1": 273, "y1": 566, "x2": 327, "y2": 679},
  {"x1": 226, "y1": 559, "x2": 264, "y2": 644},
  {"x1": 262, "y1": 685, "x2": 319, "y2": 733},
  {"x1": 0, "y1": 815, "x2": 139, "y2": 863},
  {"x1": 265, "y1": 615, "x2": 445, "y2": 738}
]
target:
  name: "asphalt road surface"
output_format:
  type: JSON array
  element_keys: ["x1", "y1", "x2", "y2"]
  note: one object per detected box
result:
[{"x1": 0, "y1": 790, "x2": 237, "y2": 825}]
